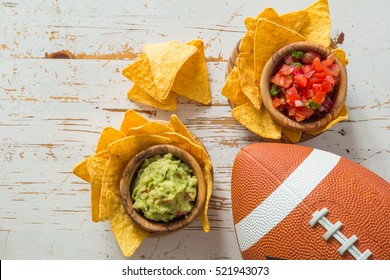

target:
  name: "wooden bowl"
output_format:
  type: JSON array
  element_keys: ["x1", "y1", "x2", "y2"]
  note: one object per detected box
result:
[
  {"x1": 120, "y1": 144, "x2": 206, "y2": 233},
  {"x1": 226, "y1": 39, "x2": 319, "y2": 142},
  {"x1": 260, "y1": 41, "x2": 347, "y2": 132}
]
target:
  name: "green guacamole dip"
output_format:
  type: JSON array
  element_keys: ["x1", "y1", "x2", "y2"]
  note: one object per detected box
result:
[{"x1": 132, "y1": 153, "x2": 198, "y2": 222}]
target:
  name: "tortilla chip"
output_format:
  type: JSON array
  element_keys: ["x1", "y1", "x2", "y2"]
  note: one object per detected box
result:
[
  {"x1": 199, "y1": 163, "x2": 213, "y2": 232},
  {"x1": 99, "y1": 155, "x2": 126, "y2": 221},
  {"x1": 309, "y1": 103, "x2": 349, "y2": 135},
  {"x1": 298, "y1": 0, "x2": 331, "y2": 46},
  {"x1": 236, "y1": 57, "x2": 261, "y2": 110},
  {"x1": 282, "y1": 127, "x2": 303, "y2": 143},
  {"x1": 144, "y1": 41, "x2": 197, "y2": 102},
  {"x1": 332, "y1": 48, "x2": 348, "y2": 66},
  {"x1": 96, "y1": 127, "x2": 126, "y2": 153},
  {"x1": 254, "y1": 19, "x2": 305, "y2": 83},
  {"x1": 107, "y1": 191, "x2": 149, "y2": 257},
  {"x1": 232, "y1": 102, "x2": 282, "y2": 139},
  {"x1": 222, "y1": 66, "x2": 249, "y2": 106},
  {"x1": 160, "y1": 132, "x2": 209, "y2": 167},
  {"x1": 73, "y1": 151, "x2": 109, "y2": 183},
  {"x1": 127, "y1": 83, "x2": 177, "y2": 111},
  {"x1": 239, "y1": 8, "x2": 279, "y2": 69},
  {"x1": 277, "y1": 9, "x2": 308, "y2": 32},
  {"x1": 108, "y1": 134, "x2": 172, "y2": 164},
  {"x1": 120, "y1": 109, "x2": 148, "y2": 134},
  {"x1": 86, "y1": 156, "x2": 109, "y2": 222},
  {"x1": 171, "y1": 39, "x2": 211, "y2": 105},
  {"x1": 167, "y1": 114, "x2": 202, "y2": 146},
  {"x1": 127, "y1": 121, "x2": 173, "y2": 136},
  {"x1": 122, "y1": 54, "x2": 160, "y2": 101}
]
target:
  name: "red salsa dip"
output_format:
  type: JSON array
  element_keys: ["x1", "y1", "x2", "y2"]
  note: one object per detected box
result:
[{"x1": 270, "y1": 50, "x2": 340, "y2": 122}]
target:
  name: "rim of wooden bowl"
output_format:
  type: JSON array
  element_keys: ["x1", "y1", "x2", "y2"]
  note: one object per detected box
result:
[
  {"x1": 120, "y1": 144, "x2": 206, "y2": 233},
  {"x1": 260, "y1": 41, "x2": 347, "y2": 132}
]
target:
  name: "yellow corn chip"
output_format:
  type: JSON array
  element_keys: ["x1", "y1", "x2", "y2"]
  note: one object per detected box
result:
[
  {"x1": 86, "y1": 156, "x2": 109, "y2": 222},
  {"x1": 120, "y1": 109, "x2": 148, "y2": 134},
  {"x1": 254, "y1": 18, "x2": 305, "y2": 83},
  {"x1": 96, "y1": 127, "x2": 126, "y2": 153},
  {"x1": 282, "y1": 127, "x2": 303, "y2": 143},
  {"x1": 99, "y1": 155, "x2": 126, "y2": 221},
  {"x1": 277, "y1": 9, "x2": 308, "y2": 33},
  {"x1": 127, "y1": 121, "x2": 173, "y2": 136},
  {"x1": 167, "y1": 114, "x2": 202, "y2": 146},
  {"x1": 107, "y1": 191, "x2": 149, "y2": 257},
  {"x1": 332, "y1": 48, "x2": 348, "y2": 66},
  {"x1": 236, "y1": 57, "x2": 261, "y2": 110},
  {"x1": 122, "y1": 54, "x2": 160, "y2": 101},
  {"x1": 171, "y1": 39, "x2": 211, "y2": 105},
  {"x1": 108, "y1": 134, "x2": 172, "y2": 164},
  {"x1": 160, "y1": 132, "x2": 209, "y2": 167},
  {"x1": 73, "y1": 151, "x2": 109, "y2": 183},
  {"x1": 127, "y1": 83, "x2": 177, "y2": 111},
  {"x1": 222, "y1": 66, "x2": 249, "y2": 106},
  {"x1": 298, "y1": 0, "x2": 331, "y2": 46},
  {"x1": 309, "y1": 103, "x2": 349, "y2": 135},
  {"x1": 145, "y1": 41, "x2": 197, "y2": 102},
  {"x1": 199, "y1": 163, "x2": 213, "y2": 232},
  {"x1": 232, "y1": 102, "x2": 282, "y2": 139},
  {"x1": 239, "y1": 8, "x2": 279, "y2": 69}
]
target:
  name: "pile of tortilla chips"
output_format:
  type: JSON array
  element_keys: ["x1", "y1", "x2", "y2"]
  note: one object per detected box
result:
[
  {"x1": 122, "y1": 39, "x2": 211, "y2": 110},
  {"x1": 73, "y1": 110, "x2": 213, "y2": 257},
  {"x1": 222, "y1": 0, "x2": 349, "y2": 142}
]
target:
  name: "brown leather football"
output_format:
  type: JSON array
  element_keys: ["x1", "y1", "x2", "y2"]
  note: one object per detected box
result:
[{"x1": 231, "y1": 143, "x2": 390, "y2": 260}]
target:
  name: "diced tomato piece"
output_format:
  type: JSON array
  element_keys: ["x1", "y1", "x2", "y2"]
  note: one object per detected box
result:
[
  {"x1": 279, "y1": 76, "x2": 293, "y2": 88},
  {"x1": 322, "y1": 53, "x2": 335, "y2": 67},
  {"x1": 301, "y1": 88, "x2": 314, "y2": 99},
  {"x1": 301, "y1": 65, "x2": 312, "y2": 74},
  {"x1": 271, "y1": 73, "x2": 293, "y2": 88},
  {"x1": 279, "y1": 97, "x2": 287, "y2": 105},
  {"x1": 312, "y1": 91, "x2": 326, "y2": 104},
  {"x1": 286, "y1": 87, "x2": 300, "y2": 100},
  {"x1": 288, "y1": 106, "x2": 297, "y2": 117},
  {"x1": 330, "y1": 64, "x2": 340, "y2": 77},
  {"x1": 312, "y1": 57, "x2": 324, "y2": 72},
  {"x1": 304, "y1": 70, "x2": 315, "y2": 79},
  {"x1": 308, "y1": 77, "x2": 323, "y2": 89},
  {"x1": 321, "y1": 79, "x2": 333, "y2": 93},
  {"x1": 308, "y1": 89, "x2": 315, "y2": 98},
  {"x1": 279, "y1": 64, "x2": 294, "y2": 75},
  {"x1": 294, "y1": 74, "x2": 307, "y2": 87},
  {"x1": 325, "y1": 75, "x2": 335, "y2": 85},
  {"x1": 272, "y1": 98, "x2": 281, "y2": 108},
  {"x1": 312, "y1": 83, "x2": 323, "y2": 93},
  {"x1": 295, "y1": 110, "x2": 307, "y2": 122},
  {"x1": 322, "y1": 65, "x2": 333, "y2": 76},
  {"x1": 302, "y1": 50, "x2": 320, "y2": 64},
  {"x1": 314, "y1": 71, "x2": 327, "y2": 79},
  {"x1": 271, "y1": 73, "x2": 281, "y2": 85},
  {"x1": 294, "y1": 107, "x2": 314, "y2": 122}
]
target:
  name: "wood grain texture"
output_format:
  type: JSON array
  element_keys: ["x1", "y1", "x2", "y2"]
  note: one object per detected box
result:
[{"x1": 1, "y1": 0, "x2": 389, "y2": 259}]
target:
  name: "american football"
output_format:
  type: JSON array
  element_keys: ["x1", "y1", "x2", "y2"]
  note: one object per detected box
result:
[{"x1": 231, "y1": 143, "x2": 390, "y2": 260}]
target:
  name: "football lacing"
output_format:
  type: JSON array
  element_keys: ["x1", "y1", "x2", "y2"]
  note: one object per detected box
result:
[{"x1": 309, "y1": 208, "x2": 372, "y2": 260}]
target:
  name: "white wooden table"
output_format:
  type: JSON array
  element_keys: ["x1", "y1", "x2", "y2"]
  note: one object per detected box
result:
[{"x1": 1, "y1": 0, "x2": 389, "y2": 260}]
